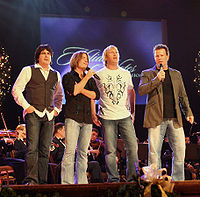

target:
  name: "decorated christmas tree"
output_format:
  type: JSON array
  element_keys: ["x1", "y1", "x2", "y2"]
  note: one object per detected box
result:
[{"x1": 0, "y1": 46, "x2": 12, "y2": 109}]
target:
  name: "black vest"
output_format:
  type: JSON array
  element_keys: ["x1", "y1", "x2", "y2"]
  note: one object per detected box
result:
[{"x1": 25, "y1": 66, "x2": 58, "y2": 112}]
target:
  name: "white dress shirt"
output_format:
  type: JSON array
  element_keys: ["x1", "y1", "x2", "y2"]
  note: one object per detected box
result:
[{"x1": 12, "y1": 64, "x2": 63, "y2": 121}]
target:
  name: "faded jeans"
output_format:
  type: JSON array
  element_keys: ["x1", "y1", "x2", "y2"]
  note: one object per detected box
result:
[
  {"x1": 61, "y1": 118, "x2": 92, "y2": 184},
  {"x1": 148, "y1": 119, "x2": 185, "y2": 181},
  {"x1": 25, "y1": 112, "x2": 54, "y2": 184},
  {"x1": 101, "y1": 116, "x2": 138, "y2": 182}
]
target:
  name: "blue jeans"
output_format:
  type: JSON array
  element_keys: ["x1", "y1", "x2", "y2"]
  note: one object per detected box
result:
[
  {"x1": 148, "y1": 119, "x2": 185, "y2": 181},
  {"x1": 101, "y1": 116, "x2": 138, "y2": 182},
  {"x1": 61, "y1": 118, "x2": 92, "y2": 184},
  {"x1": 25, "y1": 112, "x2": 54, "y2": 184}
]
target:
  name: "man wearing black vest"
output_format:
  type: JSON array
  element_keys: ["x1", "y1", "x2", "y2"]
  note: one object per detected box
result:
[{"x1": 12, "y1": 44, "x2": 63, "y2": 185}]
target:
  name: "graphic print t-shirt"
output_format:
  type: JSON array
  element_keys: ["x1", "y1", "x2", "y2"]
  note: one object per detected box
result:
[{"x1": 95, "y1": 67, "x2": 133, "y2": 120}]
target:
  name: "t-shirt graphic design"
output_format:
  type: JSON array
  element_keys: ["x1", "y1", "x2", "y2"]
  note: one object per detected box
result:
[
  {"x1": 96, "y1": 67, "x2": 133, "y2": 120},
  {"x1": 102, "y1": 74, "x2": 126, "y2": 105}
]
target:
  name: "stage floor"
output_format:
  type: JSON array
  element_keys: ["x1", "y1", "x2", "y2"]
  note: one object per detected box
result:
[{"x1": 6, "y1": 180, "x2": 200, "y2": 197}]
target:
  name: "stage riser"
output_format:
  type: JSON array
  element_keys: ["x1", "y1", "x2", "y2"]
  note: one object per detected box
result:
[{"x1": 7, "y1": 181, "x2": 200, "y2": 197}]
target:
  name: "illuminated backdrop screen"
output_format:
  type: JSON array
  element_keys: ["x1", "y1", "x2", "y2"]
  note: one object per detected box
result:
[{"x1": 40, "y1": 17, "x2": 163, "y2": 104}]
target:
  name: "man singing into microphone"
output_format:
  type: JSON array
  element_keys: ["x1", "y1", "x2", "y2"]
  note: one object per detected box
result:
[
  {"x1": 61, "y1": 51, "x2": 100, "y2": 184},
  {"x1": 138, "y1": 44, "x2": 194, "y2": 181}
]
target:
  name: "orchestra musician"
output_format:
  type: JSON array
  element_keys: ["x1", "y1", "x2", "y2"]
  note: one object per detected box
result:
[
  {"x1": 50, "y1": 123, "x2": 65, "y2": 164},
  {"x1": 88, "y1": 128, "x2": 106, "y2": 174},
  {"x1": 48, "y1": 122, "x2": 65, "y2": 184},
  {"x1": 0, "y1": 124, "x2": 26, "y2": 159},
  {"x1": 0, "y1": 124, "x2": 26, "y2": 184},
  {"x1": 13, "y1": 124, "x2": 26, "y2": 159}
]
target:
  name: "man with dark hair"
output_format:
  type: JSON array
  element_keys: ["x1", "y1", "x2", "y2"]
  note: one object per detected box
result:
[
  {"x1": 61, "y1": 51, "x2": 100, "y2": 184},
  {"x1": 138, "y1": 43, "x2": 194, "y2": 180},
  {"x1": 49, "y1": 122, "x2": 65, "y2": 184},
  {"x1": 50, "y1": 122, "x2": 65, "y2": 164},
  {"x1": 12, "y1": 44, "x2": 63, "y2": 185},
  {"x1": 88, "y1": 128, "x2": 106, "y2": 174}
]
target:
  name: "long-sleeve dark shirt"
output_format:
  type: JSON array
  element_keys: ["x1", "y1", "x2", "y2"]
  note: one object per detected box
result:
[
  {"x1": 14, "y1": 139, "x2": 26, "y2": 159},
  {"x1": 62, "y1": 70, "x2": 100, "y2": 124}
]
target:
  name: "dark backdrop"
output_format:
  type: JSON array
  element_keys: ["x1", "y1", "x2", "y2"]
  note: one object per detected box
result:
[{"x1": 0, "y1": 0, "x2": 200, "y2": 142}]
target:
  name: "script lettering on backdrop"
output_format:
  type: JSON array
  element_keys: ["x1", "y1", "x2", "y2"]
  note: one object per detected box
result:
[{"x1": 57, "y1": 47, "x2": 141, "y2": 78}]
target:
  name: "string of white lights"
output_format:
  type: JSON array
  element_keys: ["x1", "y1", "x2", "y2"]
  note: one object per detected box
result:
[{"x1": 0, "y1": 46, "x2": 12, "y2": 108}]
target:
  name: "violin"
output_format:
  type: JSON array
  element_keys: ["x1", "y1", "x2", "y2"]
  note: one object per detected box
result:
[
  {"x1": 90, "y1": 138, "x2": 104, "y2": 149},
  {"x1": 89, "y1": 138, "x2": 104, "y2": 160},
  {"x1": 4, "y1": 138, "x2": 15, "y2": 144},
  {"x1": 0, "y1": 130, "x2": 18, "y2": 138}
]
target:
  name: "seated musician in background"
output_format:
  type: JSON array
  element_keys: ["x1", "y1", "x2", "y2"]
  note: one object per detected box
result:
[
  {"x1": 88, "y1": 128, "x2": 106, "y2": 174},
  {"x1": 0, "y1": 124, "x2": 26, "y2": 184},
  {"x1": 48, "y1": 123, "x2": 65, "y2": 184},
  {"x1": 13, "y1": 124, "x2": 26, "y2": 159},
  {"x1": 87, "y1": 128, "x2": 105, "y2": 183},
  {"x1": 50, "y1": 123, "x2": 65, "y2": 164},
  {"x1": 184, "y1": 134, "x2": 200, "y2": 180}
]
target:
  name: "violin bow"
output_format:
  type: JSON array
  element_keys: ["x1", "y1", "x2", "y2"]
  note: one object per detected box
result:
[{"x1": 1, "y1": 112, "x2": 8, "y2": 130}]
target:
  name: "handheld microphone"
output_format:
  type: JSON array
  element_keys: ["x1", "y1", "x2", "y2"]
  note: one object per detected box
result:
[
  {"x1": 159, "y1": 64, "x2": 164, "y2": 82},
  {"x1": 86, "y1": 67, "x2": 100, "y2": 80},
  {"x1": 159, "y1": 64, "x2": 163, "y2": 71}
]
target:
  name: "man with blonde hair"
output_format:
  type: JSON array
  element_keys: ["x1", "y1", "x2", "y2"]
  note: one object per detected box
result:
[
  {"x1": 92, "y1": 45, "x2": 138, "y2": 182},
  {"x1": 14, "y1": 124, "x2": 26, "y2": 159}
]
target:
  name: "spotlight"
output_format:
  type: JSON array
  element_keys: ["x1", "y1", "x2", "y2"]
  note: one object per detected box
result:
[
  {"x1": 121, "y1": 10, "x2": 127, "y2": 17},
  {"x1": 84, "y1": 6, "x2": 90, "y2": 13}
]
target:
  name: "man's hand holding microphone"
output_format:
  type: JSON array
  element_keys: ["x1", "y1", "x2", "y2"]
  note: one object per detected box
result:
[{"x1": 157, "y1": 64, "x2": 165, "y2": 82}]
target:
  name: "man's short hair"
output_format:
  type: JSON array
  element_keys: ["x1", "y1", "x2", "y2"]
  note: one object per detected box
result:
[
  {"x1": 16, "y1": 124, "x2": 26, "y2": 131},
  {"x1": 34, "y1": 44, "x2": 53, "y2": 64},
  {"x1": 153, "y1": 44, "x2": 170, "y2": 56},
  {"x1": 70, "y1": 51, "x2": 89, "y2": 70},
  {"x1": 102, "y1": 45, "x2": 119, "y2": 66},
  {"x1": 53, "y1": 122, "x2": 65, "y2": 136}
]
